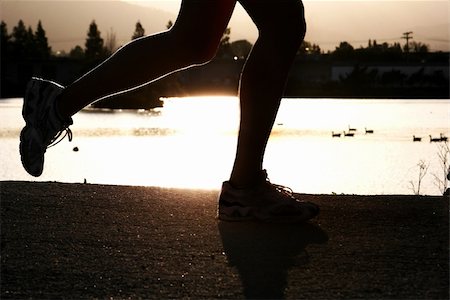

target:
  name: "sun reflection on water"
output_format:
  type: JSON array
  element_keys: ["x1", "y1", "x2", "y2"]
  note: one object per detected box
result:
[
  {"x1": 68, "y1": 97, "x2": 238, "y2": 188},
  {"x1": 1, "y1": 97, "x2": 448, "y2": 195}
]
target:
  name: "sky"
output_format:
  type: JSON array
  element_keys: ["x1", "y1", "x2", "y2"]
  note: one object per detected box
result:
[
  {"x1": 1, "y1": 0, "x2": 448, "y2": 52},
  {"x1": 126, "y1": 0, "x2": 450, "y2": 52}
]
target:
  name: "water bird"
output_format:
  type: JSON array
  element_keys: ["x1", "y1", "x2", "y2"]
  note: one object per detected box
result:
[
  {"x1": 440, "y1": 133, "x2": 448, "y2": 142},
  {"x1": 429, "y1": 135, "x2": 441, "y2": 142},
  {"x1": 348, "y1": 125, "x2": 357, "y2": 132},
  {"x1": 332, "y1": 131, "x2": 341, "y2": 137},
  {"x1": 344, "y1": 131, "x2": 355, "y2": 137},
  {"x1": 365, "y1": 128, "x2": 374, "y2": 134},
  {"x1": 413, "y1": 135, "x2": 422, "y2": 142}
]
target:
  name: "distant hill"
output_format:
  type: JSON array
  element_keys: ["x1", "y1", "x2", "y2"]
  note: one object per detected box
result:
[
  {"x1": 1, "y1": 0, "x2": 176, "y2": 52},
  {"x1": 1, "y1": 0, "x2": 449, "y2": 53}
]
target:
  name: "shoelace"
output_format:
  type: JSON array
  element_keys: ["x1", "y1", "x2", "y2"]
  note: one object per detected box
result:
[
  {"x1": 272, "y1": 183, "x2": 294, "y2": 195},
  {"x1": 264, "y1": 172, "x2": 296, "y2": 199},
  {"x1": 48, "y1": 127, "x2": 73, "y2": 148},
  {"x1": 270, "y1": 182, "x2": 297, "y2": 199}
]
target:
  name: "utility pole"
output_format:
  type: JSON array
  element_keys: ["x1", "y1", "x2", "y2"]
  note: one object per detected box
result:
[{"x1": 402, "y1": 31, "x2": 413, "y2": 53}]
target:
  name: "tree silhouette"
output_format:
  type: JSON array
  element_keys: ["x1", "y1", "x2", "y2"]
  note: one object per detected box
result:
[
  {"x1": 34, "y1": 20, "x2": 51, "y2": 59},
  {"x1": 69, "y1": 45, "x2": 84, "y2": 60},
  {"x1": 361, "y1": 40, "x2": 403, "y2": 61},
  {"x1": 132, "y1": 21, "x2": 145, "y2": 40},
  {"x1": 1, "y1": 21, "x2": 10, "y2": 59},
  {"x1": 410, "y1": 41, "x2": 429, "y2": 53},
  {"x1": 85, "y1": 20, "x2": 105, "y2": 61},
  {"x1": 298, "y1": 41, "x2": 321, "y2": 56},
  {"x1": 3, "y1": 20, "x2": 51, "y2": 59},
  {"x1": 217, "y1": 27, "x2": 231, "y2": 58},
  {"x1": 230, "y1": 39, "x2": 252, "y2": 59},
  {"x1": 0, "y1": 21, "x2": 8, "y2": 41},
  {"x1": 1, "y1": 20, "x2": 10, "y2": 88},
  {"x1": 332, "y1": 41, "x2": 354, "y2": 60},
  {"x1": 25, "y1": 26, "x2": 35, "y2": 57},
  {"x1": 10, "y1": 20, "x2": 30, "y2": 58},
  {"x1": 105, "y1": 27, "x2": 118, "y2": 55}
]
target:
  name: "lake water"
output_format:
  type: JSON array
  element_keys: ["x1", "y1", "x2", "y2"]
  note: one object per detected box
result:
[{"x1": 1, "y1": 97, "x2": 449, "y2": 195}]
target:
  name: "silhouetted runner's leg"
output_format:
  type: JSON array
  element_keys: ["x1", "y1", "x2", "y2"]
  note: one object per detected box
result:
[
  {"x1": 20, "y1": 0, "x2": 319, "y2": 222},
  {"x1": 230, "y1": 0, "x2": 307, "y2": 187},
  {"x1": 20, "y1": 0, "x2": 236, "y2": 176},
  {"x1": 57, "y1": 0, "x2": 237, "y2": 117},
  {"x1": 217, "y1": 0, "x2": 319, "y2": 222}
]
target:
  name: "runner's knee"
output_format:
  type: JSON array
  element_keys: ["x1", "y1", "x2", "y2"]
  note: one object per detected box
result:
[
  {"x1": 246, "y1": 0, "x2": 306, "y2": 50},
  {"x1": 183, "y1": 36, "x2": 220, "y2": 64},
  {"x1": 170, "y1": 26, "x2": 222, "y2": 65},
  {"x1": 264, "y1": 12, "x2": 306, "y2": 50}
]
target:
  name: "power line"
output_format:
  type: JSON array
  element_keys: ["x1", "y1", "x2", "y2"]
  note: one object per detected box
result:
[{"x1": 415, "y1": 36, "x2": 450, "y2": 43}]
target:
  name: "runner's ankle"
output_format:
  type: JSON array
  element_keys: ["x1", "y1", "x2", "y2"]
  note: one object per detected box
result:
[{"x1": 229, "y1": 170, "x2": 267, "y2": 189}]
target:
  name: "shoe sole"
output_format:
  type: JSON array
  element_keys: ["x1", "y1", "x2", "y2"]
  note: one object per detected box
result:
[
  {"x1": 20, "y1": 78, "x2": 57, "y2": 177},
  {"x1": 20, "y1": 80, "x2": 39, "y2": 176},
  {"x1": 20, "y1": 126, "x2": 44, "y2": 177}
]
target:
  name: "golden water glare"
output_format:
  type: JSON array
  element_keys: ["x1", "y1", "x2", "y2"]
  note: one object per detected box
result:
[{"x1": 1, "y1": 97, "x2": 448, "y2": 195}]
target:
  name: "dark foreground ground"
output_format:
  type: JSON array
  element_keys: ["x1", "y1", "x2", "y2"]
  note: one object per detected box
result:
[{"x1": 1, "y1": 181, "x2": 448, "y2": 299}]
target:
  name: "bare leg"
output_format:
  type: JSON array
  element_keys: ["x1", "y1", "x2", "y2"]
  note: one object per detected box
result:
[
  {"x1": 57, "y1": 0, "x2": 304, "y2": 189},
  {"x1": 230, "y1": 0, "x2": 306, "y2": 187},
  {"x1": 57, "y1": 0, "x2": 236, "y2": 118},
  {"x1": 218, "y1": 2, "x2": 319, "y2": 222}
]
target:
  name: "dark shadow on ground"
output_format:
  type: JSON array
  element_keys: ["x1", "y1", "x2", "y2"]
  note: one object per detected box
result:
[{"x1": 219, "y1": 221, "x2": 328, "y2": 299}]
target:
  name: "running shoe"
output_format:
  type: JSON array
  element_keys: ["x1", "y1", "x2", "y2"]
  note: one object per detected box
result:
[
  {"x1": 20, "y1": 77, "x2": 73, "y2": 177},
  {"x1": 218, "y1": 170, "x2": 319, "y2": 223}
]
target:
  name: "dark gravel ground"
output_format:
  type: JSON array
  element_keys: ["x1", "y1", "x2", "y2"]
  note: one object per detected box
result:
[{"x1": 1, "y1": 181, "x2": 448, "y2": 299}]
